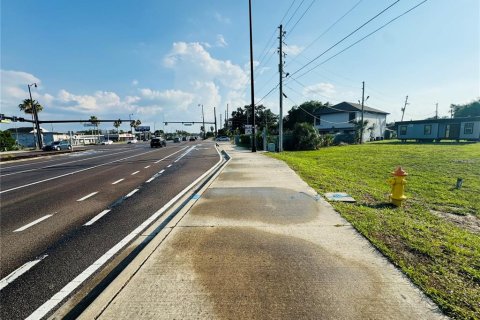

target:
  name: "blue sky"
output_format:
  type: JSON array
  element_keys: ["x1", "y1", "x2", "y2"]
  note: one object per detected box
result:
[{"x1": 1, "y1": 0, "x2": 479, "y2": 133}]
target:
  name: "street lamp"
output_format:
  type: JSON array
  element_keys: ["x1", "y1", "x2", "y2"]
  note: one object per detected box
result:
[
  {"x1": 198, "y1": 104, "x2": 205, "y2": 139},
  {"x1": 28, "y1": 83, "x2": 43, "y2": 150}
]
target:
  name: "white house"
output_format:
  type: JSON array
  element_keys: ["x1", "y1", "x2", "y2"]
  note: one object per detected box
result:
[{"x1": 313, "y1": 102, "x2": 388, "y2": 143}]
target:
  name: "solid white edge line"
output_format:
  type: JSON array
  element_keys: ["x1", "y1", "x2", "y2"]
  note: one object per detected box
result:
[
  {"x1": 76, "y1": 191, "x2": 99, "y2": 202},
  {"x1": 84, "y1": 210, "x2": 111, "y2": 226},
  {"x1": 26, "y1": 145, "x2": 224, "y2": 320},
  {"x1": 0, "y1": 255, "x2": 48, "y2": 291},
  {"x1": 13, "y1": 215, "x2": 53, "y2": 232},
  {"x1": 131, "y1": 171, "x2": 140, "y2": 175},
  {"x1": 111, "y1": 178, "x2": 124, "y2": 185},
  {"x1": 125, "y1": 189, "x2": 139, "y2": 198}
]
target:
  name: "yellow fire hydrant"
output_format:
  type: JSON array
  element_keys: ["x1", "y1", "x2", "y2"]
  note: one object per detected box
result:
[{"x1": 387, "y1": 166, "x2": 408, "y2": 207}]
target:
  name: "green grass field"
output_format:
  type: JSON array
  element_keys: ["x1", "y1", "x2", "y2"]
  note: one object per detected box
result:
[{"x1": 269, "y1": 141, "x2": 480, "y2": 319}]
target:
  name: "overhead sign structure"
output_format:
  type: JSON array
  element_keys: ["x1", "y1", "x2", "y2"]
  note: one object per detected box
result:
[{"x1": 135, "y1": 126, "x2": 150, "y2": 132}]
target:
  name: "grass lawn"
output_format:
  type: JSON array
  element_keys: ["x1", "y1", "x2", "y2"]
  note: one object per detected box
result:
[{"x1": 269, "y1": 141, "x2": 480, "y2": 320}]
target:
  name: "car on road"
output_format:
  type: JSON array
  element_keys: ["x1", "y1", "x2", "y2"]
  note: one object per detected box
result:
[
  {"x1": 216, "y1": 136, "x2": 230, "y2": 142},
  {"x1": 42, "y1": 140, "x2": 72, "y2": 151},
  {"x1": 127, "y1": 139, "x2": 138, "y2": 144},
  {"x1": 173, "y1": 137, "x2": 180, "y2": 143},
  {"x1": 150, "y1": 137, "x2": 167, "y2": 148},
  {"x1": 189, "y1": 136, "x2": 195, "y2": 141},
  {"x1": 101, "y1": 140, "x2": 113, "y2": 145},
  {"x1": 182, "y1": 136, "x2": 187, "y2": 141}
]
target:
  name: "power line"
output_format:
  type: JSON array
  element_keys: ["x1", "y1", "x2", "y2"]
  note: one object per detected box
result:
[
  {"x1": 255, "y1": 83, "x2": 279, "y2": 106},
  {"x1": 289, "y1": 0, "x2": 400, "y2": 78},
  {"x1": 284, "y1": 0, "x2": 306, "y2": 29},
  {"x1": 294, "y1": 0, "x2": 429, "y2": 80},
  {"x1": 286, "y1": 0, "x2": 363, "y2": 67},
  {"x1": 285, "y1": 0, "x2": 317, "y2": 37}
]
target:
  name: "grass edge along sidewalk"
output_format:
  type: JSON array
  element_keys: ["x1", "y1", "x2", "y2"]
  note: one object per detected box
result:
[{"x1": 269, "y1": 142, "x2": 480, "y2": 320}]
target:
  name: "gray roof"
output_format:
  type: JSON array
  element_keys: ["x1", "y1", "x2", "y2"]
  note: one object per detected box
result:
[{"x1": 314, "y1": 101, "x2": 389, "y2": 115}]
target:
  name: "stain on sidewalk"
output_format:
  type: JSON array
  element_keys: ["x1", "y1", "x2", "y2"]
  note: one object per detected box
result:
[
  {"x1": 191, "y1": 187, "x2": 319, "y2": 225},
  {"x1": 170, "y1": 227, "x2": 398, "y2": 320}
]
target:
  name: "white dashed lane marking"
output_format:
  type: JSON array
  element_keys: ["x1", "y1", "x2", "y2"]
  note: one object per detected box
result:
[
  {"x1": 77, "y1": 192, "x2": 98, "y2": 202},
  {"x1": 13, "y1": 215, "x2": 53, "y2": 232},
  {"x1": 125, "y1": 189, "x2": 139, "y2": 198},
  {"x1": 84, "y1": 210, "x2": 111, "y2": 226},
  {"x1": 131, "y1": 171, "x2": 140, "y2": 175},
  {"x1": 0, "y1": 255, "x2": 48, "y2": 291},
  {"x1": 112, "y1": 178, "x2": 124, "y2": 185}
]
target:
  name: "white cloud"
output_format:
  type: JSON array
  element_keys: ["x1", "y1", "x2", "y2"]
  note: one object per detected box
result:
[
  {"x1": 303, "y1": 82, "x2": 336, "y2": 98},
  {"x1": 131, "y1": 79, "x2": 139, "y2": 86},
  {"x1": 215, "y1": 34, "x2": 228, "y2": 47},
  {"x1": 284, "y1": 45, "x2": 304, "y2": 56}
]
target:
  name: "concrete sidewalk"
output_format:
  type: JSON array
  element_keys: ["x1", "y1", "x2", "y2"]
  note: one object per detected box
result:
[{"x1": 77, "y1": 144, "x2": 446, "y2": 319}]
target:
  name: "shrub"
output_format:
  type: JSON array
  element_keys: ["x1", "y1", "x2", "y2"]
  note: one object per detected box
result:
[
  {"x1": 292, "y1": 123, "x2": 321, "y2": 150},
  {"x1": 0, "y1": 130, "x2": 16, "y2": 151}
]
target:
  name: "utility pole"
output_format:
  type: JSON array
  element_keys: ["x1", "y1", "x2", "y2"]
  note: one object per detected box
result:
[
  {"x1": 401, "y1": 95, "x2": 409, "y2": 122},
  {"x1": 214, "y1": 106, "x2": 217, "y2": 137},
  {"x1": 435, "y1": 103, "x2": 438, "y2": 119},
  {"x1": 278, "y1": 24, "x2": 285, "y2": 152},
  {"x1": 360, "y1": 81, "x2": 365, "y2": 144},
  {"x1": 28, "y1": 83, "x2": 43, "y2": 149},
  {"x1": 220, "y1": 114, "x2": 222, "y2": 131},
  {"x1": 248, "y1": 0, "x2": 256, "y2": 152}
]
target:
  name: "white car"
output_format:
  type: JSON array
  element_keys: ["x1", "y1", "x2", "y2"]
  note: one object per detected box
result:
[
  {"x1": 101, "y1": 140, "x2": 113, "y2": 145},
  {"x1": 216, "y1": 136, "x2": 230, "y2": 142},
  {"x1": 127, "y1": 139, "x2": 138, "y2": 144}
]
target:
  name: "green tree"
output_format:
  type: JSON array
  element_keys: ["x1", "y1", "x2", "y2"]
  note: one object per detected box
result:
[
  {"x1": 113, "y1": 119, "x2": 122, "y2": 133},
  {"x1": 229, "y1": 104, "x2": 277, "y2": 134},
  {"x1": 292, "y1": 123, "x2": 321, "y2": 150},
  {"x1": 284, "y1": 100, "x2": 329, "y2": 130},
  {"x1": 0, "y1": 130, "x2": 16, "y2": 151},
  {"x1": 351, "y1": 119, "x2": 369, "y2": 144},
  {"x1": 90, "y1": 115, "x2": 100, "y2": 142},
  {"x1": 18, "y1": 99, "x2": 43, "y2": 114},
  {"x1": 451, "y1": 99, "x2": 480, "y2": 118}
]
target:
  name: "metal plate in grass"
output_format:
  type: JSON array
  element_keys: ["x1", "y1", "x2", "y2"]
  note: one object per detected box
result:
[{"x1": 324, "y1": 192, "x2": 356, "y2": 202}]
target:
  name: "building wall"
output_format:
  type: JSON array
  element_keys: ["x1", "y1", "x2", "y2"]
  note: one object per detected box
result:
[
  {"x1": 460, "y1": 120, "x2": 480, "y2": 140},
  {"x1": 397, "y1": 123, "x2": 440, "y2": 140},
  {"x1": 315, "y1": 111, "x2": 387, "y2": 142},
  {"x1": 397, "y1": 120, "x2": 480, "y2": 141}
]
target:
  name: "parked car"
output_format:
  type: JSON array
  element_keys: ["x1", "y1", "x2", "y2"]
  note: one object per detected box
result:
[
  {"x1": 150, "y1": 137, "x2": 166, "y2": 148},
  {"x1": 127, "y1": 139, "x2": 138, "y2": 144},
  {"x1": 216, "y1": 136, "x2": 230, "y2": 142},
  {"x1": 173, "y1": 137, "x2": 180, "y2": 143},
  {"x1": 189, "y1": 136, "x2": 195, "y2": 141},
  {"x1": 182, "y1": 136, "x2": 187, "y2": 141},
  {"x1": 101, "y1": 140, "x2": 113, "y2": 145},
  {"x1": 43, "y1": 140, "x2": 72, "y2": 151}
]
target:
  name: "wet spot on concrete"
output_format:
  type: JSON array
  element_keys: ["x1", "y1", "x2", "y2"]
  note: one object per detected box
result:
[
  {"x1": 191, "y1": 187, "x2": 319, "y2": 224},
  {"x1": 170, "y1": 227, "x2": 385, "y2": 319}
]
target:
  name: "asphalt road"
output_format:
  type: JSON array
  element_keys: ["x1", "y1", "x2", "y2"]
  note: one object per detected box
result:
[{"x1": 0, "y1": 140, "x2": 220, "y2": 319}]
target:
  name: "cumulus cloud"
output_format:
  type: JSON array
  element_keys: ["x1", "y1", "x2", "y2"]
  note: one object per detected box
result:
[
  {"x1": 303, "y1": 82, "x2": 336, "y2": 98},
  {"x1": 164, "y1": 42, "x2": 248, "y2": 90},
  {"x1": 284, "y1": 45, "x2": 304, "y2": 56}
]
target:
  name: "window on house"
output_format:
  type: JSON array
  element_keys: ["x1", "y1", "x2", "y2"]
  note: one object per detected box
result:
[
  {"x1": 348, "y1": 112, "x2": 355, "y2": 123},
  {"x1": 400, "y1": 125, "x2": 407, "y2": 135},
  {"x1": 464, "y1": 122, "x2": 474, "y2": 135},
  {"x1": 424, "y1": 125, "x2": 432, "y2": 135}
]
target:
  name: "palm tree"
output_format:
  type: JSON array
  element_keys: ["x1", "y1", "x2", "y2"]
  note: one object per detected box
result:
[
  {"x1": 19, "y1": 99, "x2": 44, "y2": 145},
  {"x1": 18, "y1": 99, "x2": 43, "y2": 114},
  {"x1": 90, "y1": 116, "x2": 100, "y2": 143},
  {"x1": 113, "y1": 119, "x2": 122, "y2": 133}
]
